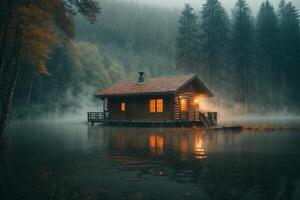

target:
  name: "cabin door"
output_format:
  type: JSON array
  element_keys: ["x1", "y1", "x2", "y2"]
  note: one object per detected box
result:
[{"x1": 180, "y1": 98, "x2": 188, "y2": 120}]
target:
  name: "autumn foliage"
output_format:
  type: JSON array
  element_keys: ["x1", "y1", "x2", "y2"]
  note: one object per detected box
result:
[{"x1": 0, "y1": 0, "x2": 100, "y2": 134}]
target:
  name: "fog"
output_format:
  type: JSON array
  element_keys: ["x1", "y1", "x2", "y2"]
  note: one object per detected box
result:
[
  {"x1": 3, "y1": 0, "x2": 300, "y2": 129},
  {"x1": 132, "y1": 0, "x2": 300, "y2": 13}
]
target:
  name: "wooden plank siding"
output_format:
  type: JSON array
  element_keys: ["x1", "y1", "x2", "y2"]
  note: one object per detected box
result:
[
  {"x1": 107, "y1": 95, "x2": 174, "y2": 121},
  {"x1": 174, "y1": 79, "x2": 203, "y2": 121},
  {"x1": 102, "y1": 77, "x2": 211, "y2": 122}
]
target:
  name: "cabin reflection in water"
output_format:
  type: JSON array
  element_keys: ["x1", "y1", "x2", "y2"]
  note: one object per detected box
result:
[{"x1": 87, "y1": 127, "x2": 209, "y2": 162}]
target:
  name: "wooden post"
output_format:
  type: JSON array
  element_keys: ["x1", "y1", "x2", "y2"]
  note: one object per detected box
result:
[{"x1": 102, "y1": 98, "x2": 105, "y2": 115}]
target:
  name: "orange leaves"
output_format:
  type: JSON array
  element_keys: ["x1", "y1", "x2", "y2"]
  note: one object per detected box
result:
[
  {"x1": 14, "y1": 1, "x2": 58, "y2": 74},
  {"x1": 3, "y1": 0, "x2": 99, "y2": 76},
  {"x1": 39, "y1": 64, "x2": 50, "y2": 76}
]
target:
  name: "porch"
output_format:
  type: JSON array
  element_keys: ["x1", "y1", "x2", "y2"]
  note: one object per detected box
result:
[{"x1": 87, "y1": 111, "x2": 218, "y2": 128}]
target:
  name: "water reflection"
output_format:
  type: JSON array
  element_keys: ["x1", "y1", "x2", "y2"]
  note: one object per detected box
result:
[
  {"x1": 90, "y1": 127, "x2": 209, "y2": 161},
  {"x1": 194, "y1": 135, "x2": 207, "y2": 160},
  {"x1": 2, "y1": 123, "x2": 300, "y2": 200},
  {"x1": 87, "y1": 126, "x2": 300, "y2": 200}
]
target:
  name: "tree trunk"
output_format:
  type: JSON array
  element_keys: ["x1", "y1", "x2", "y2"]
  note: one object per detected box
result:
[
  {"x1": 0, "y1": 26, "x2": 22, "y2": 139},
  {"x1": 244, "y1": 63, "x2": 249, "y2": 112},
  {"x1": 0, "y1": 1, "x2": 15, "y2": 81},
  {"x1": 38, "y1": 75, "x2": 44, "y2": 103},
  {"x1": 0, "y1": 57, "x2": 21, "y2": 137},
  {"x1": 280, "y1": 65, "x2": 286, "y2": 107},
  {"x1": 268, "y1": 63, "x2": 273, "y2": 106},
  {"x1": 26, "y1": 71, "x2": 35, "y2": 105}
]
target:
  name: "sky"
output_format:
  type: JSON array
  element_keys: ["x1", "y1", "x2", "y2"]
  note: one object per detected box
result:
[{"x1": 131, "y1": 0, "x2": 300, "y2": 13}]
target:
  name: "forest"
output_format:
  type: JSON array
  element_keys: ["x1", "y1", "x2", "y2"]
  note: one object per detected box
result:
[{"x1": 0, "y1": 0, "x2": 300, "y2": 133}]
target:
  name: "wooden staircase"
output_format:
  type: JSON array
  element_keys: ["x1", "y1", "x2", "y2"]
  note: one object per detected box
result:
[{"x1": 200, "y1": 112, "x2": 218, "y2": 128}]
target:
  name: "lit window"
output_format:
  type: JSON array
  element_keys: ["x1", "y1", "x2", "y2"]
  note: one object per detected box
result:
[
  {"x1": 121, "y1": 102, "x2": 126, "y2": 112},
  {"x1": 181, "y1": 99, "x2": 187, "y2": 111},
  {"x1": 150, "y1": 99, "x2": 156, "y2": 113},
  {"x1": 149, "y1": 99, "x2": 164, "y2": 113},
  {"x1": 156, "y1": 99, "x2": 163, "y2": 112}
]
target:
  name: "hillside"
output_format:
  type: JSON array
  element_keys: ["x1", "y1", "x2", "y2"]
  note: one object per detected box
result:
[{"x1": 75, "y1": 0, "x2": 179, "y2": 77}]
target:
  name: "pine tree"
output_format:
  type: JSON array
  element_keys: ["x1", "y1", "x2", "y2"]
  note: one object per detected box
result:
[
  {"x1": 256, "y1": 0, "x2": 280, "y2": 106},
  {"x1": 231, "y1": 0, "x2": 254, "y2": 109},
  {"x1": 200, "y1": 0, "x2": 229, "y2": 88},
  {"x1": 277, "y1": 0, "x2": 300, "y2": 106},
  {"x1": 176, "y1": 4, "x2": 198, "y2": 72}
]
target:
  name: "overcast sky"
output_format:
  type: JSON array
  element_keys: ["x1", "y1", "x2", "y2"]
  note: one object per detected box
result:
[{"x1": 130, "y1": 0, "x2": 300, "y2": 14}]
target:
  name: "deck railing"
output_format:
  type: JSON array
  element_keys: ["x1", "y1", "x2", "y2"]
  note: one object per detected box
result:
[
  {"x1": 87, "y1": 112, "x2": 110, "y2": 124},
  {"x1": 88, "y1": 111, "x2": 217, "y2": 127},
  {"x1": 180, "y1": 111, "x2": 218, "y2": 127},
  {"x1": 200, "y1": 112, "x2": 217, "y2": 127}
]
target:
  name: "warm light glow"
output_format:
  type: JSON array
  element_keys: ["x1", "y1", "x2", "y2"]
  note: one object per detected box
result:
[
  {"x1": 196, "y1": 94, "x2": 209, "y2": 99},
  {"x1": 150, "y1": 99, "x2": 156, "y2": 113},
  {"x1": 156, "y1": 135, "x2": 164, "y2": 149},
  {"x1": 194, "y1": 135, "x2": 207, "y2": 159},
  {"x1": 180, "y1": 138, "x2": 188, "y2": 153},
  {"x1": 121, "y1": 102, "x2": 126, "y2": 112},
  {"x1": 149, "y1": 135, "x2": 156, "y2": 148},
  {"x1": 156, "y1": 99, "x2": 163, "y2": 112},
  {"x1": 179, "y1": 136, "x2": 189, "y2": 160},
  {"x1": 194, "y1": 95, "x2": 210, "y2": 112},
  {"x1": 149, "y1": 99, "x2": 163, "y2": 113},
  {"x1": 149, "y1": 134, "x2": 164, "y2": 155},
  {"x1": 180, "y1": 98, "x2": 187, "y2": 111}
]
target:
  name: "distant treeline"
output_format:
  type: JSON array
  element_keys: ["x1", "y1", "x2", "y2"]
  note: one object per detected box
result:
[
  {"x1": 75, "y1": 0, "x2": 179, "y2": 77},
  {"x1": 6, "y1": 0, "x2": 300, "y2": 121},
  {"x1": 176, "y1": 0, "x2": 300, "y2": 112}
]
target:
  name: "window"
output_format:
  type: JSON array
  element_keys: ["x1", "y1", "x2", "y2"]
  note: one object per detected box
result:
[
  {"x1": 156, "y1": 99, "x2": 163, "y2": 112},
  {"x1": 150, "y1": 99, "x2": 156, "y2": 113},
  {"x1": 149, "y1": 99, "x2": 163, "y2": 113},
  {"x1": 121, "y1": 102, "x2": 126, "y2": 112},
  {"x1": 180, "y1": 98, "x2": 187, "y2": 111}
]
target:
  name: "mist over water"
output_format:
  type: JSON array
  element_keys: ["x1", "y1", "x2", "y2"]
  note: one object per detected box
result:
[
  {"x1": 23, "y1": 94, "x2": 300, "y2": 128},
  {"x1": 8, "y1": 0, "x2": 300, "y2": 127},
  {"x1": 2, "y1": 1, "x2": 300, "y2": 199},
  {"x1": 2, "y1": 124, "x2": 300, "y2": 199}
]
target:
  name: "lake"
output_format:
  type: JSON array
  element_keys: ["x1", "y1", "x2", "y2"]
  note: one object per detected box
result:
[{"x1": 1, "y1": 122, "x2": 300, "y2": 200}]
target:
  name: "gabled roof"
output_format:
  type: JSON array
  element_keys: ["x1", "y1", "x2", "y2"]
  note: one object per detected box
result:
[{"x1": 96, "y1": 74, "x2": 213, "y2": 97}]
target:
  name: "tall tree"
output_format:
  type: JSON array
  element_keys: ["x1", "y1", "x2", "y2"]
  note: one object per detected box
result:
[
  {"x1": 277, "y1": 0, "x2": 300, "y2": 106},
  {"x1": 256, "y1": 0, "x2": 280, "y2": 106},
  {"x1": 231, "y1": 0, "x2": 254, "y2": 109},
  {"x1": 176, "y1": 3, "x2": 198, "y2": 72},
  {"x1": 199, "y1": 0, "x2": 229, "y2": 89},
  {"x1": 0, "y1": 0, "x2": 100, "y2": 138}
]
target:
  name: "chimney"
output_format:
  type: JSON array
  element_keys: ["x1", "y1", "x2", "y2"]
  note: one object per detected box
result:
[{"x1": 138, "y1": 72, "x2": 144, "y2": 84}]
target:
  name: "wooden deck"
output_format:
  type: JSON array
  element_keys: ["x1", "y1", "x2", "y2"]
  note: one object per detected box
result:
[{"x1": 87, "y1": 112, "x2": 218, "y2": 128}]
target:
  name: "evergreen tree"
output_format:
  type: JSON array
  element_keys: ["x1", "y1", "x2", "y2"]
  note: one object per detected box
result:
[
  {"x1": 277, "y1": 0, "x2": 300, "y2": 106},
  {"x1": 231, "y1": 0, "x2": 254, "y2": 109},
  {"x1": 176, "y1": 4, "x2": 198, "y2": 72},
  {"x1": 256, "y1": 0, "x2": 280, "y2": 106},
  {"x1": 200, "y1": 0, "x2": 229, "y2": 88}
]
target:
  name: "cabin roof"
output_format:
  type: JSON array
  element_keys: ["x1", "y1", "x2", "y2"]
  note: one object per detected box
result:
[{"x1": 96, "y1": 74, "x2": 213, "y2": 97}]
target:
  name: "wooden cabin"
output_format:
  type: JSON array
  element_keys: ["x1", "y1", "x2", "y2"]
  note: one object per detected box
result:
[{"x1": 89, "y1": 73, "x2": 217, "y2": 127}]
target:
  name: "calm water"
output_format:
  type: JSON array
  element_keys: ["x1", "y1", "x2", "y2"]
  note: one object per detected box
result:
[{"x1": 1, "y1": 122, "x2": 300, "y2": 200}]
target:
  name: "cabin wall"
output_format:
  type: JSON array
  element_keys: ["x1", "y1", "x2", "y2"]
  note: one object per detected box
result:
[
  {"x1": 103, "y1": 78, "x2": 211, "y2": 122},
  {"x1": 107, "y1": 95, "x2": 174, "y2": 121},
  {"x1": 174, "y1": 81, "x2": 202, "y2": 121}
]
